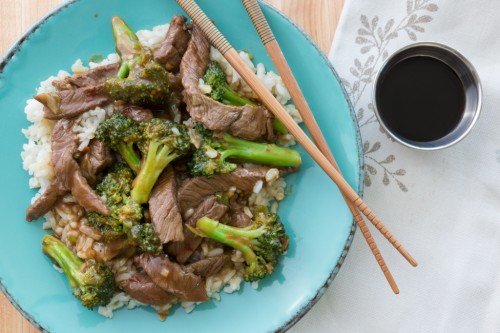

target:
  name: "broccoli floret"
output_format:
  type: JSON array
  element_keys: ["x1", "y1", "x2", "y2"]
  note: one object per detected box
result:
[
  {"x1": 95, "y1": 113, "x2": 142, "y2": 173},
  {"x1": 42, "y1": 234, "x2": 116, "y2": 309},
  {"x1": 188, "y1": 130, "x2": 301, "y2": 177},
  {"x1": 104, "y1": 16, "x2": 169, "y2": 107},
  {"x1": 87, "y1": 164, "x2": 143, "y2": 240},
  {"x1": 129, "y1": 223, "x2": 161, "y2": 254},
  {"x1": 189, "y1": 207, "x2": 289, "y2": 282},
  {"x1": 203, "y1": 61, "x2": 256, "y2": 106},
  {"x1": 131, "y1": 118, "x2": 191, "y2": 204}
]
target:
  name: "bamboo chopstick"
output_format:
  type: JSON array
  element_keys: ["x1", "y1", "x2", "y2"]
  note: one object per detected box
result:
[
  {"x1": 241, "y1": 0, "x2": 402, "y2": 293},
  {"x1": 175, "y1": 0, "x2": 416, "y2": 270}
]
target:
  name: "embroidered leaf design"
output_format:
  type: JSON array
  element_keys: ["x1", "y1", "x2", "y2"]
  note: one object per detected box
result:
[
  {"x1": 394, "y1": 169, "x2": 406, "y2": 176},
  {"x1": 361, "y1": 45, "x2": 373, "y2": 54},
  {"x1": 365, "y1": 55, "x2": 375, "y2": 67},
  {"x1": 385, "y1": 19, "x2": 395, "y2": 33},
  {"x1": 407, "y1": 0, "x2": 414, "y2": 14},
  {"x1": 352, "y1": 81, "x2": 360, "y2": 93},
  {"x1": 357, "y1": 108, "x2": 364, "y2": 120},
  {"x1": 416, "y1": 15, "x2": 433, "y2": 23},
  {"x1": 340, "y1": 79, "x2": 351, "y2": 91},
  {"x1": 358, "y1": 28, "x2": 371, "y2": 36},
  {"x1": 350, "y1": 67, "x2": 360, "y2": 77},
  {"x1": 361, "y1": 15, "x2": 370, "y2": 29},
  {"x1": 406, "y1": 29, "x2": 417, "y2": 41},
  {"x1": 380, "y1": 155, "x2": 395, "y2": 164},
  {"x1": 356, "y1": 36, "x2": 371, "y2": 45},
  {"x1": 355, "y1": 59, "x2": 362, "y2": 70},
  {"x1": 396, "y1": 179, "x2": 409, "y2": 192},
  {"x1": 367, "y1": 141, "x2": 381, "y2": 153},
  {"x1": 377, "y1": 27, "x2": 384, "y2": 41},
  {"x1": 363, "y1": 140, "x2": 370, "y2": 153},
  {"x1": 410, "y1": 25, "x2": 425, "y2": 32},
  {"x1": 382, "y1": 171, "x2": 390, "y2": 185},
  {"x1": 425, "y1": 4, "x2": 438, "y2": 12},
  {"x1": 364, "y1": 173, "x2": 372, "y2": 187},
  {"x1": 372, "y1": 16, "x2": 379, "y2": 30},
  {"x1": 387, "y1": 31, "x2": 398, "y2": 39},
  {"x1": 407, "y1": 14, "x2": 418, "y2": 25},
  {"x1": 366, "y1": 164, "x2": 377, "y2": 175}
]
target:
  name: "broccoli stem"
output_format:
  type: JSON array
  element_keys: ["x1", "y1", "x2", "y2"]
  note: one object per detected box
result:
[
  {"x1": 131, "y1": 141, "x2": 179, "y2": 204},
  {"x1": 272, "y1": 119, "x2": 288, "y2": 134},
  {"x1": 111, "y1": 16, "x2": 142, "y2": 59},
  {"x1": 195, "y1": 217, "x2": 260, "y2": 264},
  {"x1": 117, "y1": 62, "x2": 130, "y2": 79},
  {"x1": 42, "y1": 234, "x2": 82, "y2": 288},
  {"x1": 221, "y1": 89, "x2": 257, "y2": 107},
  {"x1": 116, "y1": 142, "x2": 141, "y2": 173},
  {"x1": 220, "y1": 133, "x2": 301, "y2": 167}
]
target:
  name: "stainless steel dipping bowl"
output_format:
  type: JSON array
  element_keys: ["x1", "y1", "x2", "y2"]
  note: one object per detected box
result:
[{"x1": 373, "y1": 42, "x2": 482, "y2": 150}]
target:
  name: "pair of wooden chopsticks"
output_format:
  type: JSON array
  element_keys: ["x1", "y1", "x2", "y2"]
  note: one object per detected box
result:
[{"x1": 175, "y1": 0, "x2": 417, "y2": 294}]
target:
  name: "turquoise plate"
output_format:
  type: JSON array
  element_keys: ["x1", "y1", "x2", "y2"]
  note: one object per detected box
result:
[{"x1": 0, "y1": 0, "x2": 362, "y2": 332}]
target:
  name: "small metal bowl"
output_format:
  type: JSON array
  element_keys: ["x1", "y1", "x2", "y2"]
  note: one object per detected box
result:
[{"x1": 373, "y1": 42, "x2": 482, "y2": 150}]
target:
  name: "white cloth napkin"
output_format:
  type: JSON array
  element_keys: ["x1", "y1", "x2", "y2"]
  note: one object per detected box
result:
[{"x1": 290, "y1": 0, "x2": 500, "y2": 332}]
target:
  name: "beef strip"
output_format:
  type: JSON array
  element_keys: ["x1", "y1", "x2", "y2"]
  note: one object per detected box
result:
[
  {"x1": 51, "y1": 119, "x2": 109, "y2": 215},
  {"x1": 118, "y1": 104, "x2": 153, "y2": 123},
  {"x1": 26, "y1": 119, "x2": 109, "y2": 220},
  {"x1": 180, "y1": 25, "x2": 273, "y2": 141},
  {"x1": 148, "y1": 166, "x2": 184, "y2": 244},
  {"x1": 167, "y1": 195, "x2": 228, "y2": 263},
  {"x1": 25, "y1": 180, "x2": 66, "y2": 221},
  {"x1": 118, "y1": 271, "x2": 175, "y2": 306},
  {"x1": 35, "y1": 84, "x2": 111, "y2": 120},
  {"x1": 177, "y1": 167, "x2": 271, "y2": 214},
  {"x1": 154, "y1": 15, "x2": 191, "y2": 72},
  {"x1": 79, "y1": 139, "x2": 114, "y2": 185},
  {"x1": 136, "y1": 253, "x2": 209, "y2": 302},
  {"x1": 185, "y1": 255, "x2": 230, "y2": 277},
  {"x1": 52, "y1": 63, "x2": 120, "y2": 90},
  {"x1": 92, "y1": 236, "x2": 132, "y2": 262},
  {"x1": 228, "y1": 195, "x2": 252, "y2": 228}
]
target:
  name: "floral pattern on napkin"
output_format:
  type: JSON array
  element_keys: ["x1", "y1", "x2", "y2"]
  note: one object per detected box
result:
[{"x1": 340, "y1": 0, "x2": 439, "y2": 192}]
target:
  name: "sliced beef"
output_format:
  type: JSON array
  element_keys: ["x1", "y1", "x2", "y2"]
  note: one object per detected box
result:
[
  {"x1": 118, "y1": 104, "x2": 153, "y2": 123},
  {"x1": 185, "y1": 255, "x2": 230, "y2": 277},
  {"x1": 51, "y1": 119, "x2": 109, "y2": 215},
  {"x1": 167, "y1": 195, "x2": 228, "y2": 263},
  {"x1": 35, "y1": 84, "x2": 111, "y2": 120},
  {"x1": 229, "y1": 211, "x2": 252, "y2": 228},
  {"x1": 228, "y1": 195, "x2": 252, "y2": 228},
  {"x1": 79, "y1": 139, "x2": 114, "y2": 185},
  {"x1": 136, "y1": 253, "x2": 209, "y2": 302},
  {"x1": 119, "y1": 271, "x2": 175, "y2": 305},
  {"x1": 92, "y1": 236, "x2": 132, "y2": 262},
  {"x1": 154, "y1": 15, "x2": 191, "y2": 72},
  {"x1": 178, "y1": 167, "x2": 271, "y2": 214},
  {"x1": 52, "y1": 63, "x2": 120, "y2": 90},
  {"x1": 26, "y1": 119, "x2": 109, "y2": 221},
  {"x1": 25, "y1": 180, "x2": 67, "y2": 221},
  {"x1": 180, "y1": 25, "x2": 273, "y2": 141},
  {"x1": 166, "y1": 72, "x2": 185, "y2": 118},
  {"x1": 148, "y1": 166, "x2": 184, "y2": 244}
]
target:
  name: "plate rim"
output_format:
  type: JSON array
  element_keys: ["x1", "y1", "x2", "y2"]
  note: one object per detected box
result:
[{"x1": 0, "y1": 1, "x2": 364, "y2": 332}]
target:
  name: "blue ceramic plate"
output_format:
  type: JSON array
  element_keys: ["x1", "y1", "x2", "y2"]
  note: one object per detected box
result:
[{"x1": 0, "y1": 1, "x2": 362, "y2": 332}]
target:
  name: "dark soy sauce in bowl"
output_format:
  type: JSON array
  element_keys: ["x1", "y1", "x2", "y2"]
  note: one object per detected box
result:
[{"x1": 375, "y1": 56, "x2": 465, "y2": 142}]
